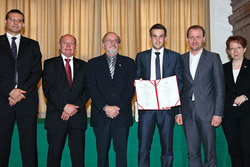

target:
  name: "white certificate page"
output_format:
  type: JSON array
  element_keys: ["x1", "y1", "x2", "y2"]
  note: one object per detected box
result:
[{"x1": 135, "y1": 75, "x2": 181, "y2": 110}]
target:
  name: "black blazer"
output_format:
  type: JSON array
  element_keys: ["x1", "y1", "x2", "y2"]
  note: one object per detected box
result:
[
  {"x1": 135, "y1": 48, "x2": 183, "y2": 116},
  {"x1": 87, "y1": 54, "x2": 136, "y2": 127},
  {"x1": 42, "y1": 56, "x2": 89, "y2": 130},
  {"x1": 0, "y1": 34, "x2": 42, "y2": 115},
  {"x1": 223, "y1": 57, "x2": 250, "y2": 114}
]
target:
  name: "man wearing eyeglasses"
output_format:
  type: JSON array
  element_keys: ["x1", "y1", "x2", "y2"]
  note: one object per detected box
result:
[
  {"x1": 87, "y1": 32, "x2": 136, "y2": 167},
  {"x1": 0, "y1": 9, "x2": 42, "y2": 167}
]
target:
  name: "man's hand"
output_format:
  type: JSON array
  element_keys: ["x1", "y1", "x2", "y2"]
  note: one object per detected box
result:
[
  {"x1": 63, "y1": 104, "x2": 79, "y2": 116},
  {"x1": 105, "y1": 106, "x2": 120, "y2": 119},
  {"x1": 9, "y1": 88, "x2": 26, "y2": 102},
  {"x1": 175, "y1": 114, "x2": 183, "y2": 125},
  {"x1": 61, "y1": 111, "x2": 70, "y2": 120},
  {"x1": 161, "y1": 107, "x2": 171, "y2": 110},
  {"x1": 234, "y1": 95, "x2": 247, "y2": 106},
  {"x1": 211, "y1": 115, "x2": 222, "y2": 127},
  {"x1": 8, "y1": 97, "x2": 18, "y2": 106}
]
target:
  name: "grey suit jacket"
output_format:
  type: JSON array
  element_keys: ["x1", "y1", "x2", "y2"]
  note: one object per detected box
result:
[{"x1": 180, "y1": 49, "x2": 225, "y2": 121}]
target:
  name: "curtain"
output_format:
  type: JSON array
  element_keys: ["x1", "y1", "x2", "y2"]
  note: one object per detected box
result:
[{"x1": 0, "y1": 0, "x2": 210, "y2": 117}]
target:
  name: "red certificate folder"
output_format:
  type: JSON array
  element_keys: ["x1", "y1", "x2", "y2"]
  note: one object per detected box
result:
[{"x1": 135, "y1": 75, "x2": 181, "y2": 110}]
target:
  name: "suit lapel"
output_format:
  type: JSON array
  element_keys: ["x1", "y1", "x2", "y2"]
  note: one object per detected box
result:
[
  {"x1": 18, "y1": 36, "x2": 27, "y2": 59},
  {"x1": 57, "y1": 56, "x2": 71, "y2": 88},
  {"x1": 236, "y1": 58, "x2": 249, "y2": 85},
  {"x1": 72, "y1": 58, "x2": 80, "y2": 86},
  {"x1": 101, "y1": 54, "x2": 112, "y2": 79},
  {"x1": 145, "y1": 50, "x2": 151, "y2": 79},
  {"x1": 193, "y1": 49, "x2": 208, "y2": 81},
  {"x1": 0, "y1": 34, "x2": 13, "y2": 58},
  {"x1": 183, "y1": 52, "x2": 193, "y2": 81}
]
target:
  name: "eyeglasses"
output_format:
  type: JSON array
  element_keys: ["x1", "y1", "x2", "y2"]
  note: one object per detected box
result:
[
  {"x1": 8, "y1": 17, "x2": 23, "y2": 24},
  {"x1": 229, "y1": 46, "x2": 243, "y2": 51},
  {"x1": 105, "y1": 39, "x2": 119, "y2": 44}
]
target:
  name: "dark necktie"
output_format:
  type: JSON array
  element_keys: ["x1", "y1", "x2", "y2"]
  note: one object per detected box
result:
[
  {"x1": 65, "y1": 59, "x2": 72, "y2": 87},
  {"x1": 155, "y1": 52, "x2": 161, "y2": 80},
  {"x1": 11, "y1": 37, "x2": 18, "y2": 86}
]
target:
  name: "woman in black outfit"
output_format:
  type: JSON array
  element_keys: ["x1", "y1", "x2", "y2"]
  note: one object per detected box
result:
[{"x1": 222, "y1": 35, "x2": 250, "y2": 167}]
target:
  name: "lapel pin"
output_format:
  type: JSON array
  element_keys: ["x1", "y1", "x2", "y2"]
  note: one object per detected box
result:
[
  {"x1": 119, "y1": 64, "x2": 121, "y2": 66},
  {"x1": 244, "y1": 65, "x2": 247, "y2": 68}
]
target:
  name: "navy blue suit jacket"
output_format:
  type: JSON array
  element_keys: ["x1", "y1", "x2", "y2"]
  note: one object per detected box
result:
[
  {"x1": 135, "y1": 48, "x2": 183, "y2": 116},
  {"x1": 42, "y1": 56, "x2": 89, "y2": 130},
  {"x1": 87, "y1": 54, "x2": 136, "y2": 127}
]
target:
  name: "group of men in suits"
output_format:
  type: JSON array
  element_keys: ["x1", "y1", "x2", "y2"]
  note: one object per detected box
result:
[{"x1": 0, "y1": 9, "x2": 225, "y2": 167}]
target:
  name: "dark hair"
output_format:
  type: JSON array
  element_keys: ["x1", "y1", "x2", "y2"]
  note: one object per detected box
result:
[
  {"x1": 149, "y1": 24, "x2": 167, "y2": 37},
  {"x1": 226, "y1": 35, "x2": 247, "y2": 49},
  {"x1": 102, "y1": 32, "x2": 121, "y2": 44},
  {"x1": 187, "y1": 25, "x2": 205, "y2": 37},
  {"x1": 5, "y1": 9, "x2": 25, "y2": 23}
]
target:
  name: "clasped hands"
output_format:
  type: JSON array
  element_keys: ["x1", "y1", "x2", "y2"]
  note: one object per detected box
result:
[
  {"x1": 105, "y1": 106, "x2": 120, "y2": 119},
  {"x1": 61, "y1": 104, "x2": 79, "y2": 120},
  {"x1": 8, "y1": 88, "x2": 26, "y2": 106}
]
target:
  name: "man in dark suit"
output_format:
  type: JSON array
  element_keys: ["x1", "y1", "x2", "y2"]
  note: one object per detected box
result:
[
  {"x1": 42, "y1": 34, "x2": 89, "y2": 167},
  {"x1": 87, "y1": 32, "x2": 136, "y2": 167},
  {"x1": 0, "y1": 9, "x2": 42, "y2": 167},
  {"x1": 136, "y1": 23, "x2": 183, "y2": 167},
  {"x1": 175, "y1": 25, "x2": 225, "y2": 167}
]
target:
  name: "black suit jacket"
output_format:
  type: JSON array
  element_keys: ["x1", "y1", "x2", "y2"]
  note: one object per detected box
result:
[
  {"x1": 42, "y1": 56, "x2": 89, "y2": 130},
  {"x1": 87, "y1": 54, "x2": 136, "y2": 127},
  {"x1": 135, "y1": 48, "x2": 183, "y2": 116},
  {"x1": 0, "y1": 34, "x2": 42, "y2": 115},
  {"x1": 223, "y1": 57, "x2": 250, "y2": 114},
  {"x1": 181, "y1": 49, "x2": 225, "y2": 121}
]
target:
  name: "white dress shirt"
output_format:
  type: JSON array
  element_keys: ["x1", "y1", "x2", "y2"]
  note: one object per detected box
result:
[{"x1": 189, "y1": 49, "x2": 203, "y2": 101}]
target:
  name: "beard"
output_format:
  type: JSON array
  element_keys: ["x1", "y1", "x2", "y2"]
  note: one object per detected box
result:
[{"x1": 106, "y1": 48, "x2": 118, "y2": 54}]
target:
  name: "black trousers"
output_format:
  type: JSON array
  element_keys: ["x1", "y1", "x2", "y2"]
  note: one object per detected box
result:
[
  {"x1": 93, "y1": 120, "x2": 129, "y2": 167},
  {"x1": 0, "y1": 112, "x2": 38, "y2": 167},
  {"x1": 222, "y1": 111, "x2": 250, "y2": 167},
  {"x1": 46, "y1": 127, "x2": 85, "y2": 167}
]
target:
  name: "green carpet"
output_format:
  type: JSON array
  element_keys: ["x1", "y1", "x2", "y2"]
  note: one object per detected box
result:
[{"x1": 9, "y1": 119, "x2": 231, "y2": 167}]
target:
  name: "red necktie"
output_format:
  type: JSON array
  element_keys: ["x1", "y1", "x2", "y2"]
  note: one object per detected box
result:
[{"x1": 65, "y1": 59, "x2": 72, "y2": 87}]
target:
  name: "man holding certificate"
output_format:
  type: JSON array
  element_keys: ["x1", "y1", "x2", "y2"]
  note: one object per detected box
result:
[{"x1": 135, "y1": 23, "x2": 183, "y2": 167}]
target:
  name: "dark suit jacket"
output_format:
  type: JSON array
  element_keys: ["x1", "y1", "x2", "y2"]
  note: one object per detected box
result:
[
  {"x1": 42, "y1": 56, "x2": 89, "y2": 130},
  {"x1": 135, "y1": 48, "x2": 183, "y2": 116},
  {"x1": 87, "y1": 54, "x2": 136, "y2": 127},
  {"x1": 223, "y1": 57, "x2": 250, "y2": 114},
  {"x1": 0, "y1": 34, "x2": 42, "y2": 115},
  {"x1": 181, "y1": 49, "x2": 225, "y2": 121}
]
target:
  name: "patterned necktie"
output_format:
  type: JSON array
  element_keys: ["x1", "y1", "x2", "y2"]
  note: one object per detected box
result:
[
  {"x1": 109, "y1": 57, "x2": 115, "y2": 79},
  {"x1": 65, "y1": 59, "x2": 72, "y2": 87},
  {"x1": 11, "y1": 37, "x2": 18, "y2": 86},
  {"x1": 155, "y1": 52, "x2": 161, "y2": 80}
]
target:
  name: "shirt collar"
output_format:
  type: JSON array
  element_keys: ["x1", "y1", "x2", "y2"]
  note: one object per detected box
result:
[
  {"x1": 6, "y1": 32, "x2": 21, "y2": 41},
  {"x1": 152, "y1": 47, "x2": 164, "y2": 56},
  {"x1": 190, "y1": 48, "x2": 203, "y2": 58},
  {"x1": 61, "y1": 54, "x2": 73, "y2": 61}
]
